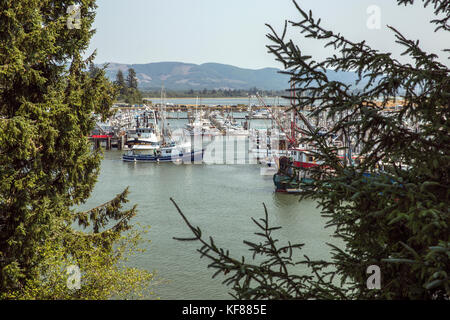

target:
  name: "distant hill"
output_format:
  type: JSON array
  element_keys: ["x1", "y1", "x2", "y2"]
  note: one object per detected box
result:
[{"x1": 99, "y1": 61, "x2": 366, "y2": 91}]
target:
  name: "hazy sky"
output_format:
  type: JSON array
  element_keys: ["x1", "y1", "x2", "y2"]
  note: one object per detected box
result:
[{"x1": 87, "y1": 0, "x2": 449, "y2": 69}]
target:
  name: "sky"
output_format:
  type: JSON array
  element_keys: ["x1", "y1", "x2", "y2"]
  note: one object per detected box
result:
[{"x1": 87, "y1": 0, "x2": 449, "y2": 70}]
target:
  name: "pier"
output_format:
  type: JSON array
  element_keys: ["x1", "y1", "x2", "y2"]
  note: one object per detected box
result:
[
  {"x1": 91, "y1": 99, "x2": 404, "y2": 151},
  {"x1": 112, "y1": 102, "x2": 288, "y2": 117},
  {"x1": 89, "y1": 102, "x2": 290, "y2": 150}
]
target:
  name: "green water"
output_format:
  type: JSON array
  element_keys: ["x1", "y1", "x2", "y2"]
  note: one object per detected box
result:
[{"x1": 78, "y1": 148, "x2": 337, "y2": 300}]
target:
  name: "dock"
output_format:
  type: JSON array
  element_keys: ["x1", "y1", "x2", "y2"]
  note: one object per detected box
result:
[{"x1": 89, "y1": 102, "x2": 292, "y2": 150}]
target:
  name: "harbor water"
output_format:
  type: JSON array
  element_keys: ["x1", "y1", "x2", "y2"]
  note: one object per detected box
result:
[{"x1": 79, "y1": 118, "x2": 338, "y2": 300}]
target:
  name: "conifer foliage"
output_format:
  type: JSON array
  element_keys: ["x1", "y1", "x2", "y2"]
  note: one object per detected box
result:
[
  {"x1": 0, "y1": 1, "x2": 153, "y2": 298},
  {"x1": 115, "y1": 68, "x2": 142, "y2": 104}
]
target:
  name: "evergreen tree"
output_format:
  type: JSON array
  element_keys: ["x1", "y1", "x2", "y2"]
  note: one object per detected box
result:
[
  {"x1": 0, "y1": 0, "x2": 153, "y2": 298},
  {"x1": 115, "y1": 69, "x2": 126, "y2": 96},
  {"x1": 122, "y1": 68, "x2": 142, "y2": 104},
  {"x1": 124, "y1": 88, "x2": 143, "y2": 105},
  {"x1": 126, "y1": 68, "x2": 139, "y2": 90},
  {"x1": 173, "y1": 0, "x2": 449, "y2": 300}
]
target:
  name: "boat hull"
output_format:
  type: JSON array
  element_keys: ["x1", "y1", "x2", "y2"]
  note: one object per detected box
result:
[
  {"x1": 273, "y1": 172, "x2": 314, "y2": 193},
  {"x1": 122, "y1": 149, "x2": 205, "y2": 163}
]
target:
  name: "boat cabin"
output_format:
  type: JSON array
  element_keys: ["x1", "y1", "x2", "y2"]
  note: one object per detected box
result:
[{"x1": 288, "y1": 149, "x2": 319, "y2": 168}]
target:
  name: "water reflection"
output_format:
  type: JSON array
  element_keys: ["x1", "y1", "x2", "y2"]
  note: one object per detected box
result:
[{"x1": 272, "y1": 192, "x2": 301, "y2": 208}]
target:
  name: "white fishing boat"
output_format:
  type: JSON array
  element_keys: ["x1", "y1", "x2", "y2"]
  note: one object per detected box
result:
[
  {"x1": 122, "y1": 141, "x2": 204, "y2": 163},
  {"x1": 125, "y1": 126, "x2": 160, "y2": 148},
  {"x1": 122, "y1": 89, "x2": 205, "y2": 163}
]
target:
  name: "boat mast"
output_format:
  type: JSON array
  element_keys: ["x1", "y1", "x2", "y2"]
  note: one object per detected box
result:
[
  {"x1": 255, "y1": 92, "x2": 296, "y2": 145},
  {"x1": 291, "y1": 80, "x2": 295, "y2": 145},
  {"x1": 196, "y1": 96, "x2": 198, "y2": 119},
  {"x1": 160, "y1": 85, "x2": 166, "y2": 145},
  {"x1": 247, "y1": 94, "x2": 251, "y2": 130}
]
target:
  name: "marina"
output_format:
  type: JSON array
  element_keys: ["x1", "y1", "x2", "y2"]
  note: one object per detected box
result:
[
  {"x1": 89, "y1": 100, "x2": 284, "y2": 150},
  {"x1": 83, "y1": 96, "x2": 336, "y2": 299},
  {"x1": 90, "y1": 95, "x2": 408, "y2": 193},
  {"x1": 83, "y1": 96, "x2": 410, "y2": 299}
]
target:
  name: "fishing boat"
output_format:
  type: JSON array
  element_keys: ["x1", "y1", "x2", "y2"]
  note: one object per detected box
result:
[
  {"x1": 122, "y1": 141, "x2": 205, "y2": 163},
  {"x1": 125, "y1": 109, "x2": 162, "y2": 148},
  {"x1": 125, "y1": 126, "x2": 160, "y2": 148},
  {"x1": 122, "y1": 89, "x2": 205, "y2": 163},
  {"x1": 288, "y1": 148, "x2": 322, "y2": 169},
  {"x1": 185, "y1": 116, "x2": 220, "y2": 137},
  {"x1": 272, "y1": 150, "x2": 318, "y2": 193},
  {"x1": 251, "y1": 109, "x2": 271, "y2": 119}
]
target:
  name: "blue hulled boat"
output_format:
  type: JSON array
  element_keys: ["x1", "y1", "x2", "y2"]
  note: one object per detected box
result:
[{"x1": 122, "y1": 142, "x2": 205, "y2": 163}]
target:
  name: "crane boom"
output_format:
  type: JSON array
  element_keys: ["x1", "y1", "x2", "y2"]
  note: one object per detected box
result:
[{"x1": 255, "y1": 93, "x2": 297, "y2": 144}]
